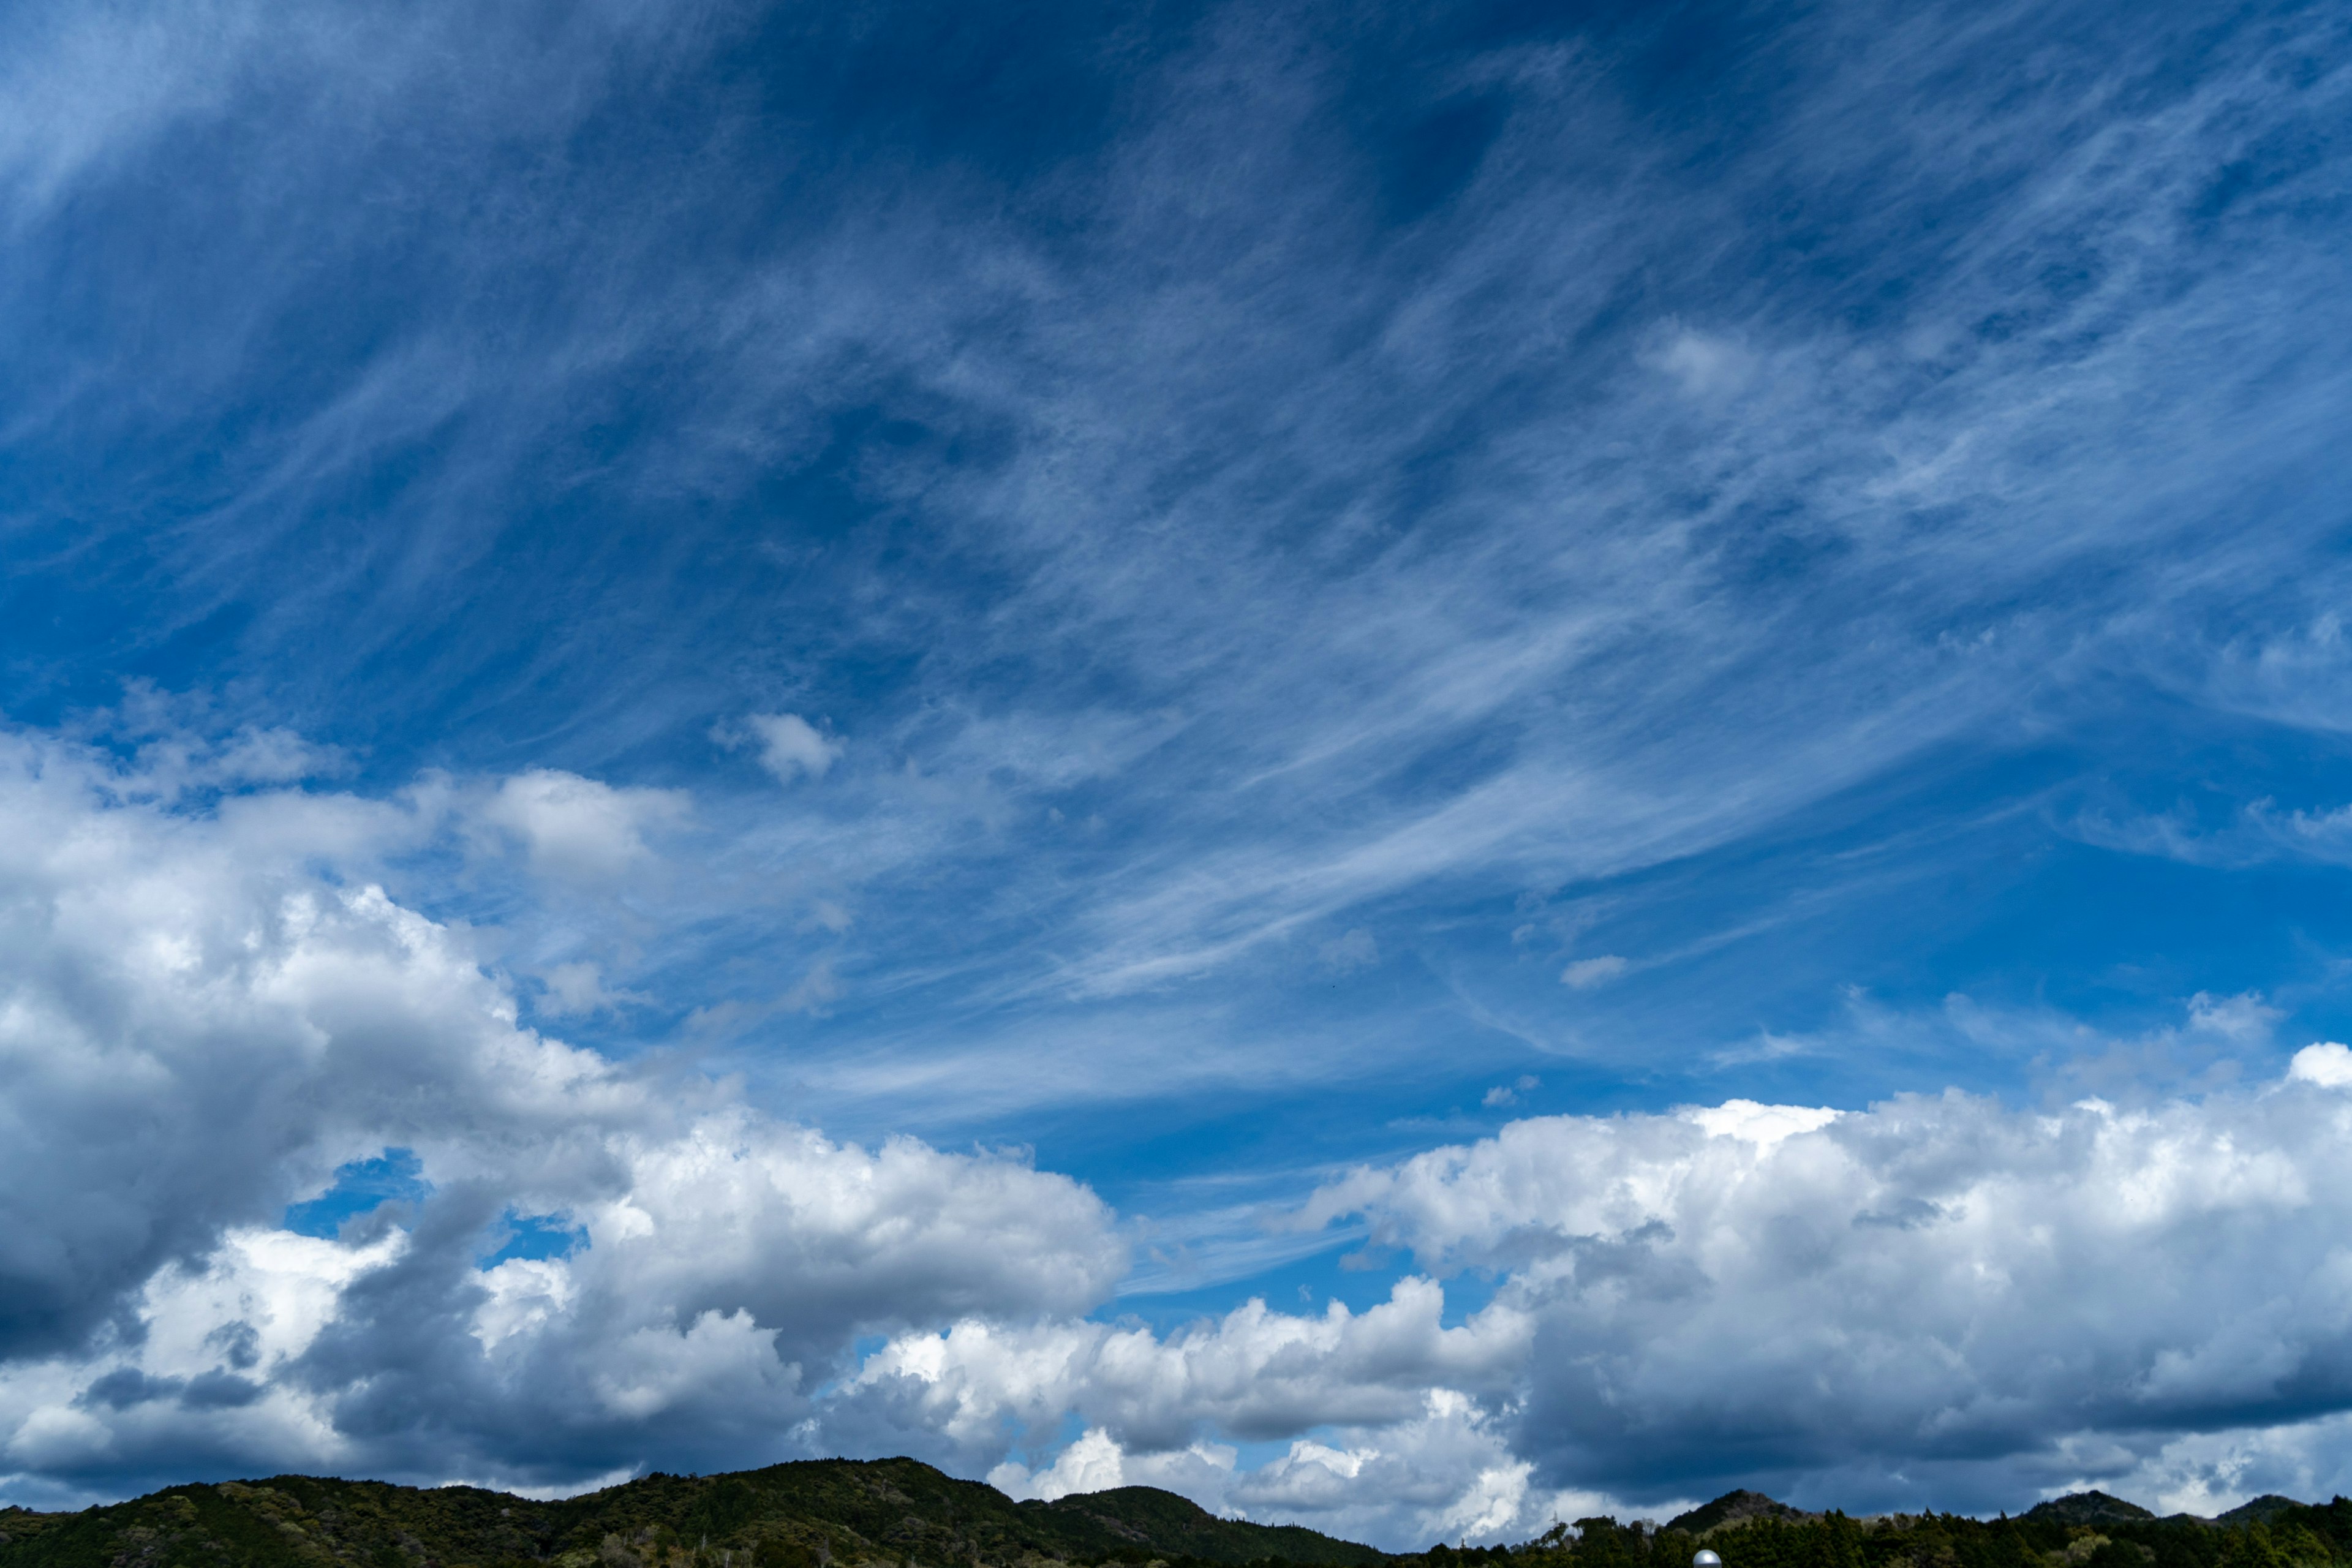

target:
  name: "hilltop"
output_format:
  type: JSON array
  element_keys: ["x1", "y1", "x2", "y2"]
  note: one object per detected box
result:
[
  {"x1": 1664, "y1": 1494, "x2": 1818, "y2": 1536},
  {"x1": 2018, "y1": 1493, "x2": 2154, "y2": 1528}
]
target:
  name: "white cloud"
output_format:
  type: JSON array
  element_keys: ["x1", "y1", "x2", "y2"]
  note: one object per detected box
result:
[
  {"x1": 744, "y1": 714, "x2": 841, "y2": 784},
  {"x1": 2103, "y1": 1409, "x2": 2352, "y2": 1518},
  {"x1": 2187, "y1": 990, "x2": 2285, "y2": 1044},
  {"x1": 0, "y1": 727, "x2": 1118, "y2": 1498},
  {"x1": 1678, "y1": 1098, "x2": 1841, "y2": 1145},
  {"x1": 2288, "y1": 1042, "x2": 2352, "y2": 1088},
  {"x1": 1484, "y1": 1075, "x2": 1540, "y2": 1109},
  {"x1": 991, "y1": 1427, "x2": 1144, "y2": 1501},
  {"x1": 987, "y1": 1393, "x2": 1613, "y2": 1547},
  {"x1": 1559, "y1": 955, "x2": 1627, "y2": 989},
  {"x1": 535, "y1": 960, "x2": 642, "y2": 1017},
  {"x1": 23, "y1": 725, "x2": 2352, "y2": 1536},
  {"x1": 921, "y1": 1120, "x2": 2352, "y2": 1534},
  {"x1": 843, "y1": 1276, "x2": 1529, "y2": 1460},
  {"x1": 476, "y1": 769, "x2": 689, "y2": 881},
  {"x1": 1301, "y1": 1070, "x2": 2352, "y2": 1511}
]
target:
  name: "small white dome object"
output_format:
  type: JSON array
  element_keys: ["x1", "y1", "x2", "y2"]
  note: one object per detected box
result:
[{"x1": 1694, "y1": 1552, "x2": 1724, "y2": 1568}]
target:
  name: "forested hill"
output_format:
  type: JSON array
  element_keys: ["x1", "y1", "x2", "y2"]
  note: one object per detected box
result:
[
  {"x1": 0, "y1": 1459, "x2": 1385, "y2": 1568},
  {"x1": 9, "y1": 1466, "x2": 2352, "y2": 1568},
  {"x1": 1466, "y1": 1491, "x2": 2352, "y2": 1568}
]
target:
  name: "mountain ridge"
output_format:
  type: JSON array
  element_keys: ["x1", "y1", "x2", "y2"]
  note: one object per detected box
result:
[
  {"x1": 2017, "y1": 1493, "x2": 2155, "y2": 1528},
  {"x1": 8, "y1": 1468, "x2": 2352, "y2": 1568},
  {"x1": 1662, "y1": 1487, "x2": 2326, "y2": 1534},
  {"x1": 0, "y1": 1459, "x2": 1387, "y2": 1568}
]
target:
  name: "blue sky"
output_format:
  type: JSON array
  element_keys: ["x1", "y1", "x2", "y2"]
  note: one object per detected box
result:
[{"x1": 2, "y1": 0, "x2": 2351, "y2": 1542}]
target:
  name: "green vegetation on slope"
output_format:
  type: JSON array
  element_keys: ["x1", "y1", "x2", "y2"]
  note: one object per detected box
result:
[
  {"x1": 1374, "y1": 1493, "x2": 2352, "y2": 1568},
  {"x1": 10, "y1": 1463, "x2": 2352, "y2": 1568},
  {"x1": 0, "y1": 1458, "x2": 1385, "y2": 1568}
]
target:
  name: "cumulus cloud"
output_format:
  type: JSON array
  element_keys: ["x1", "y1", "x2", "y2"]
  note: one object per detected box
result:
[
  {"x1": 819, "y1": 1046, "x2": 2352, "y2": 1528},
  {"x1": 742, "y1": 714, "x2": 842, "y2": 784},
  {"x1": 820, "y1": 1065, "x2": 2352, "y2": 1534},
  {"x1": 23, "y1": 720, "x2": 2352, "y2": 1539},
  {"x1": 986, "y1": 1400, "x2": 1572, "y2": 1548},
  {"x1": 475, "y1": 769, "x2": 689, "y2": 881},
  {"x1": 841, "y1": 1277, "x2": 1529, "y2": 1460},
  {"x1": 1302, "y1": 1078, "x2": 2352, "y2": 1513},
  {"x1": 2288, "y1": 1042, "x2": 2352, "y2": 1089},
  {"x1": 0, "y1": 728, "x2": 1119, "y2": 1498},
  {"x1": 839, "y1": 1284, "x2": 1578, "y2": 1544},
  {"x1": 1484, "y1": 1076, "x2": 1540, "y2": 1110}
]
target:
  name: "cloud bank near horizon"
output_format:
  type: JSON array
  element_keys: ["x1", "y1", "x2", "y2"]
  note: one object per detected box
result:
[{"x1": 7, "y1": 732, "x2": 2352, "y2": 1539}]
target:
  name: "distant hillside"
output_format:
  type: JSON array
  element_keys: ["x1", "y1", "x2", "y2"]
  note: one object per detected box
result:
[
  {"x1": 2019, "y1": 1493, "x2": 2156, "y2": 1528},
  {"x1": 12, "y1": 1469, "x2": 2352, "y2": 1568},
  {"x1": 1664, "y1": 1493, "x2": 1817, "y2": 1536},
  {"x1": 1532, "y1": 1489, "x2": 2352, "y2": 1568},
  {"x1": 0, "y1": 1458, "x2": 1389, "y2": 1568}
]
